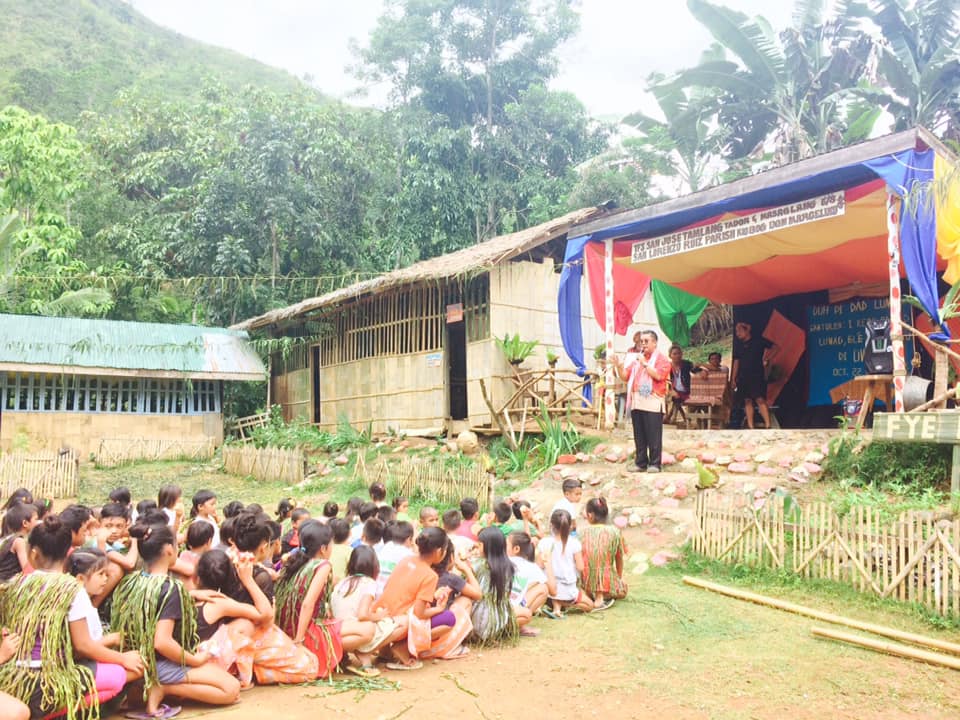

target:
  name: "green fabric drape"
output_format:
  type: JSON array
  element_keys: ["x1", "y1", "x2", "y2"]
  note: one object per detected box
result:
[{"x1": 651, "y1": 280, "x2": 708, "y2": 347}]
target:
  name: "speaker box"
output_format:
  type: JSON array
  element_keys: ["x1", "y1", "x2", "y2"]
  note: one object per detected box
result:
[{"x1": 863, "y1": 319, "x2": 893, "y2": 374}]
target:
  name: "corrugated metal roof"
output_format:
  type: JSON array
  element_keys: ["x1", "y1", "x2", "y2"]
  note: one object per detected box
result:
[{"x1": 0, "y1": 314, "x2": 266, "y2": 380}]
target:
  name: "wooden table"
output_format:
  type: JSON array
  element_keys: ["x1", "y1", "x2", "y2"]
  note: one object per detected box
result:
[{"x1": 829, "y1": 374, "x2": 894, "y2": 429}]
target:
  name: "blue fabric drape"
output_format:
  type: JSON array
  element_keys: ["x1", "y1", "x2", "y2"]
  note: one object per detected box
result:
[
  {"x1": 557, "y1": 234, "x2": 592, "y2": 401},
  {"x1": 863, "y1": 149, "x2": 944, "y2": 337}
]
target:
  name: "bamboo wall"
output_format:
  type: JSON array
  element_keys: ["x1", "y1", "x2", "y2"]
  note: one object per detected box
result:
[
  {"x1": 0, "y1": 411, "x2": 223, "y2": 457},
  {"x1": 269, "y1": 258, "x2": 603, "y2": 434}
]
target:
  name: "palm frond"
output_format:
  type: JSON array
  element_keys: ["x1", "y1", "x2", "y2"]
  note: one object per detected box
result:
[
  {"x1": 793, "y1": 0, "x2": 826, "y2": 33},
  {"x1": 38, "y1": 287, "x2": 114, "y2": 317},
  {"x1": 687, "y1": 0, "x2": 785, "y2": 89}
]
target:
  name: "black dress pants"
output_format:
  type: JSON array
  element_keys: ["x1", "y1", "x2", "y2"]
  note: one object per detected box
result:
[{"x1": 631, "y1": 408, "x2": 663, "y2": 468}]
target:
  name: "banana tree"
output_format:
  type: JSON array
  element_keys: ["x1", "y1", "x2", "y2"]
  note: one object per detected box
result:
[
  {"x1": 849, "y1": 0, "x2": 960, "y2": 136},
  {"x1": 670, "y1": 0, "x2": 878, "y2": 164}
]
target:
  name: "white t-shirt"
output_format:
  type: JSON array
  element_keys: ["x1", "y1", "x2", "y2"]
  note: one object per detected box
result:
[
  {"x1": 162, "y1": 507, "x2": 176, "y2": 528},
  {"x1": 508, "y1": 556, "x2": 546, "y2": 606},
  {"x1": 331, "y1": 575, "x2": 377, "y2": 621},
  {"x1": 375, "y1": 542, "x2": 413, "y2": 597},
  {"x1": 449, "y1": 533, "x2": 474, "y2": 558},
  {"x1": 551, "y1": 497, "x2": 579, "y2": 522},
  {"x1": 538, "y1": 535, "x2": 582, "y2": 601},
  {"x1": 192, "y1": 516, "x2": 220, "y2": 547},
  {"x1": 67, "y1": 584, "x2": 103, "y2": 642}
]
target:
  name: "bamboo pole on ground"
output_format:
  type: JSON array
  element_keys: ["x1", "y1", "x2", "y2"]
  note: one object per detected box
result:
[
  {"x1": 811, "y1": 627, "x2": 960, "y2": 671},
  {"x1": 682, "y1": 576, "x2": 960, "y2": 655}
]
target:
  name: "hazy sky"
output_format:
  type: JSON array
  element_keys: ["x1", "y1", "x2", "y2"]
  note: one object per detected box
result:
[{"x1": 127, "y1": 0, "x2": 795, "y2": 119}]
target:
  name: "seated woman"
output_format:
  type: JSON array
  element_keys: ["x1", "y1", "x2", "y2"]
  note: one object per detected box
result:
[
  {"x1": 274, "y1": 520, "x2": 376, "y2": 678},
  {"x1": 373, "y1": 528, "x2": 473, "y2": 668},
  {"x1": 194, "y1": 550, "x2": 318, "y2": 687}
]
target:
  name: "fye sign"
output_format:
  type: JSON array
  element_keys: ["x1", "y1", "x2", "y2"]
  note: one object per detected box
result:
[
  {"x1": 631, "y1": 191, "x2": 846, "y2": 263},
  {"x1": 873, "y1": 412, "x2": 960, "y2": 444}
]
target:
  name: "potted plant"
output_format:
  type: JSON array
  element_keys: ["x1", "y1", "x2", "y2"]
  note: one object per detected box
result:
[
  {"x1": 495, "y1": 333, "x2": 539, "y2": 365},
  {"x1": 546, "y1": 350, "x2": 559, "y2": 367}
]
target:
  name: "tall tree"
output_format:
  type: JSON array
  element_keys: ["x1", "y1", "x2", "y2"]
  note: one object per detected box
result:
[{"x1": 355, "y1": 0, "x2": 589, "y2": 240}]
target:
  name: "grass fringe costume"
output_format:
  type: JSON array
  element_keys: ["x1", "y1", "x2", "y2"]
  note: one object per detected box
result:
[
  {"x1": 468, "y1": 562, "x2": 519, "y2": 647},
  {"x1": 0, "y1": 573, "x2": 97, "y2": 720},
  {"x1": 579, "y1": 524, "x2": 628, "y2": 600},
  {"x1": 275, "y1": 558, "x2": 341, "y2": 677},
  {"x1": 111, "y1": 573, "x2": 197, "y2": 692}
]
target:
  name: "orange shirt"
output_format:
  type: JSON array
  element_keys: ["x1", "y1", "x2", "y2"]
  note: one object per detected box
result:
[{"x1": 373, "y1": 555, "x2": 437, "y2": 616}]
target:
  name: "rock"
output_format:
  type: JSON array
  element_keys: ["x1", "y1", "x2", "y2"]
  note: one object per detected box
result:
[
  {"x1": 673, "y1": 483, "x2": 688, "y2": 500},
  {"x1": 803, "y1": 451, "x2": 825, "y2": 464},
  {"x1": 658, "y1": 498, "x2": 681, "y2": 508},
  {"x1": 754, "y1": 489, "x2": 767, "y2": 500},
  {"x1": 680, "y1": 457, "x2": 698, "y2": 470},
  {"x1": 320, "y1": 466, "x2": 333, "y2": 476},
  {"x1": 559, "y1": 467, "x2": 575, "y2": 480},
  {"x1": 663, "y1": 483, "x2": 676, "y2": 497},
  {"x1": 645, "y1": 527, "x2": 662, "y2": 537},
  {"x1": 601, "y1": 481, "x2": 616, "y2": 493},
  {"x1": 654, "y1": 477, "x2": 668, "y2": 491},
  {"x1": 628, "y1": 512, "x2": 643, "y2": 527},
  {"x1": 778, "y1": 458, "x2": 794, "y2": 468},
  {"x1": 456, "y1": 430, "x2": 480, "y2": 455},
  {"x1": 698, "y1": 451, "x2": 717, "y2": 464},
  {"x1": 661, "y1": 451, "x2": 676, "y2": 466},
  {"x1": 595, "y1": 444, "x2": 608, "y2": 455},
  {"x1": 803, "y1": 461, "x2": 822, "y2": 474},
  {"x1": 586, "y1": 474, "x2": 602, "y2": 487},
  {"x1": 789, "y1": 465, "x2": 810, "y2": 483},
  {"x1": 439, "y1": 445, "x2": 449, "y2": 453},
  {"x1": 757, "y1": 464, "x2": 778, "y2": 476},
  {"x1": 605, "y1": 452, "x2": 622, "y2": 463},
  {"x1": 558, "y1": 454, "x2": 577, "y2": 465},
  {"x1": 578, "y1": 470, "x2": 594, "y2": 483},
  {"x1": 754, "y1": 452, "x2": 771, "y2": 463},
  {"x1": 333, "y1": 454, "x2": 349, "y2": 466},
  {"x1": 728, "y1": 461, "x2": 754, "y2": 474},
  {"x1": 613, "y1": 516, "x2": 628, "y2": 529},
  {"x1": 734, "y1": 452, "x2": 751, "y2": 463},
  {"x1": 651, "y1": 551, "x2": 679, "y2": 567},
  {"x1": 716, "y1": 455, "x2": 732, "y2": 466},
  {"x1": 445, "y1": 441, "x2": 459, "y2": 454},
  {"x1": 676, "y1": 452, "x2": 687, "y2": 462},
  {"x1": 576, "y1": 452, "x2": 589, "y2": 462}
]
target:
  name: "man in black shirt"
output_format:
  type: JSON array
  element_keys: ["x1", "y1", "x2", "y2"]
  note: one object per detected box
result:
[{"x1": 731, "y1": 321, "x2": 775, "y2": 429}]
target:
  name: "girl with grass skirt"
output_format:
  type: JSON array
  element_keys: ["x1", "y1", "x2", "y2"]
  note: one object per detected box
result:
[
  {"x1": 579, "y1": 497, "x2": 627, "y2": 608},
  {"x1": 111, "y1": 523, "x2": 239, "y2": 719},
  {"x1": 274, "y1": 520, "x2": 376, "y2": 677},
  {"x1": 468, "y1": 528, "x2": 523, "y2": 646},
  {"x1": 0, "y1": 516, "x2": 138, "y2": 720}
]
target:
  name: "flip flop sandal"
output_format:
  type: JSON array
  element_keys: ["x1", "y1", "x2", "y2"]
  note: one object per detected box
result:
[
  {"x1": 443, "y1": 645, "x2": 470, "y2": 659},
  {"x1": 541, "y1": 607, "x2": 564, "y2": 620},
  {"x1": 519, "y1": 627, "x2": 540, "y2": 637},
  {"x1": 346, "y1": 664, "x2": 381, "y2": 678},
  {"x1": 125, "y1": 704, "x2": 182, "y2": 720},
  {"x1": 385, "y1": 660, "x2": 423, "y2": 671}
]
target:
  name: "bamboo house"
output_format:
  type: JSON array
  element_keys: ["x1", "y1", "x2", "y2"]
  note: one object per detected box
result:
[{"x1": 234, "y1": 207, "x2": 615, "y2": 435}]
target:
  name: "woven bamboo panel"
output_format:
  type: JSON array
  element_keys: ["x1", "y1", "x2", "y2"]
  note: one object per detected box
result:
[
  {"x1": 384, "y1": 457, "x2": 492, "y2": 510},
  {"x1": 96, "y1": 438, "x2": 216, "y2": 467},
  {"x1": 0, "y1": 451, "x2": 78, "y2": 498},
  {"x1": 222, "y1": 445, "x2": 305, "y2": 485},
  {"x1": 695, "y1": 492, "x2": 960, "y2": 617}
]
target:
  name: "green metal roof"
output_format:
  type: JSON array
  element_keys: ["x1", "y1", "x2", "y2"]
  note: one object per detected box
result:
[{"x1": 0, "y1": 314, "x2": 266, "y2": 381}]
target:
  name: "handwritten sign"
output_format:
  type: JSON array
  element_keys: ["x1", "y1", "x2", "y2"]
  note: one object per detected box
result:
[
  {"x1": 631, "y1": 191, "x2": 845, "y2": 263},
  {"x1": 807, "y1": 297, "x2": 911, "y2": 406},
  {"x1": 873, "y1": 412, "x2": 960, "y2": 444}
]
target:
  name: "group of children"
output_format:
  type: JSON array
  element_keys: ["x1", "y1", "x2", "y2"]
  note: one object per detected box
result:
[{"x1": 0, "y1": 477, "x2": 628, "y2": 719}]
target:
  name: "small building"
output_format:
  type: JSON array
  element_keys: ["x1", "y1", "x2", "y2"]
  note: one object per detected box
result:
[
  {"x1": 235, "y1": 207, "x2": 621, "y2": 435},
  {"x1": 0, "y1": 314, "x2": 266, "y2": 456}
]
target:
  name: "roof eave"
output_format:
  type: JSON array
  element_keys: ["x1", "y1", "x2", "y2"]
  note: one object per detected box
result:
[{"x1": 0, "y1": 362, "x2": 266, "y2": 382}]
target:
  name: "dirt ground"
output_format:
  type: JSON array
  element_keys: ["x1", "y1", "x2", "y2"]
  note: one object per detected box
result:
[{"x1": 92, "y1": 427, "x2": 960, "y2": 720}]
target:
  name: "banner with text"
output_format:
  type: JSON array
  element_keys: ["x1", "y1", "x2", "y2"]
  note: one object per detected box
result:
[
  {"x1": 807, "y1": 297, "x2": 912, "y2": 406},
  {"x1": 631, "y1": 191, "x2": 846, "y2": 264}
]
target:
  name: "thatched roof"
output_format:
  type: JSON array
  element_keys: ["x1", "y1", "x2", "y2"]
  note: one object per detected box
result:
[{"x1": 234, "y1": 206, "x2": 604, "y2": 331}]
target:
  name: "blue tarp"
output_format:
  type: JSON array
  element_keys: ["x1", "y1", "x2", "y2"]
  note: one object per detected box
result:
[{"x1": 558, "y1": 148, "x2": 945, "y2": 368}]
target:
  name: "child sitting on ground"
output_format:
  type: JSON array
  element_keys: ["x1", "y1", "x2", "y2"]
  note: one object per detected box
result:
[
  {"x1": 392, "y1": 496, "x2": 410, "y2": 524},
  {"x1": 418, "y1": 506, "x2": 439, "y2": 530},
  {"x1": 579, "y1": 497, "x2": 627, "y2": 610},
  {"x1": 442, "y1": 509, "x2": 475, "y2": 559},
  {"x1": 0, "y1": 502, "x2": 37, "y2": 581},
  {"x1": 179, "y1": 521, "x2": 215, "y2": 578},
  {"x1": 506, "y1": 531, "x2": 548, "y2": 624},
  {"x1": 320, "y1": 502, "x2": 339, "y2": 524},
  {"x1": 328, "y1": 518, "x2": 353, "y2": 581},
  {"x1": 280, "y1": 508, "x2": 311, "y2": 557},
  {"x1": 538, "y1": 509, "x2": 595, "y2": 617},
  {"x1": 551, "y1": 479, "x2": 583, "y2": 533},
  {"x1": 376, "y1": 522, "x2": 415, "y2": 596},
  {"x1": 457, "y1": 498, "x2": 480, "y2": 541}
]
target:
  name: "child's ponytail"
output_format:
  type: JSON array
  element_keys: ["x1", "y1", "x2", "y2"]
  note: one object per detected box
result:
[
  {"x1": 280, "y1": 519, "x2": 331, "y2": 580},
  {"x1": 585, "y1": 496, "x2": 609, "y2": 523},
  {"x1": 550, "y1": 509, "x2": 572, "y2": 552}
]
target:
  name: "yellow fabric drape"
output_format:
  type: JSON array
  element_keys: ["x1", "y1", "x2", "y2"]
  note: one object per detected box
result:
[{"x1": 935, "y1": 154, "x2": 960, "y2": 284}]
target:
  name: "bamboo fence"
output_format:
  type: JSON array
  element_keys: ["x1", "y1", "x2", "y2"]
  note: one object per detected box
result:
[
  {"x1": 693, "y1": 491, "x2": 960, "y2": 617},
  {"x1": 96, "y1": 438, "x2": 216, "y2": 467},
  {"x1": 0, "y1": 451, "x2": 78, "y2": 498},
  {"x1": 222, "y1": 445, "x2": 305, "y2": 485},
  {"x1": 366, "y1": 456, "x2": 492, "y2": 509}
]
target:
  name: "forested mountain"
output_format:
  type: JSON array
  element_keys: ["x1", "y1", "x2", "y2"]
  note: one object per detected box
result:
[{"x1": 0, "y1": 0, "x2": 312, "y2": 121}]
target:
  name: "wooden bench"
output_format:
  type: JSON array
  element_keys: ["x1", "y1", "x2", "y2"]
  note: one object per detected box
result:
[{"x1": 684, "y1": 372, "x2": 731, "y2": 429}]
